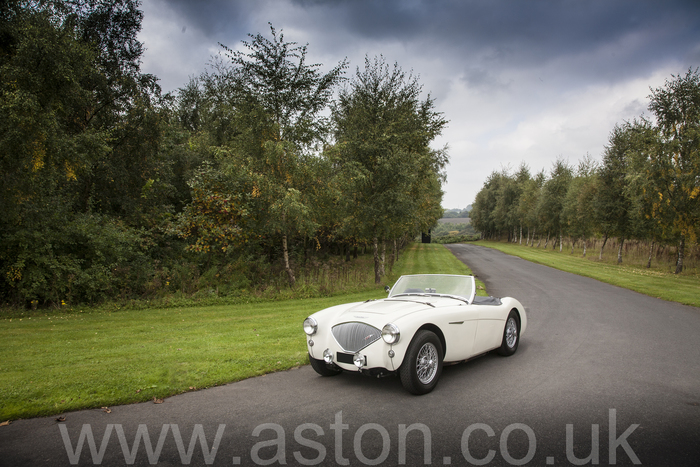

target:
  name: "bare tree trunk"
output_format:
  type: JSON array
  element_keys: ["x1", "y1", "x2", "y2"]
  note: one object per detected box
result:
[
  {"x1": 519, "y1": 224, "x2": 523, "y2": 245},
  {"x1": 373, "y1": 237, "x2": 381, "y2": 284},
  {"x1": 582, "y1": 239, "x2": 587, "y2": 257},
  {"x1": 559, "y1": 233, "x2": 563, "y2": 252},
  {"x1": 599, "y1": 234, "x2": 608, "y2": 260},
  {"x1": 571, "y1": 238, "x2": 575, "y2": 254},
  {"x1": 282, "y1": 234, "x2": 295, "y2": 286},
  {"x1": 617, "y1": 236, "x2": 625, "y2": 264},
  {"x1": 394, "y1": 239, "x2": 398, "y2": 264},
  {"x1": 646, "y1": 241, "x2": 654, "y2": 268},
  {"x1": 544, "y1": 233, "x2": 549, "y2": 249},
  {"x1": 675, "y1": 236, "x2": 685, "y2": 274},
  {"x1": 380, "y1": 241, "x2": 386, "y2": 277}
]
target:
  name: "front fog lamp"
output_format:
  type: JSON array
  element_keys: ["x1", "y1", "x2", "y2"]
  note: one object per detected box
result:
[
  {"x1": 303, "y1": 317, "x2": 318, "y2": 336},
  {"x1": 353, "y1": 352, "x2": 365, "y2": 368},
  {"x1": 323, "y1": 348, "x2": 333, "y2": 364},
  {"x1": 381, "y1": 323, "x2": 400, "y2": 344}
]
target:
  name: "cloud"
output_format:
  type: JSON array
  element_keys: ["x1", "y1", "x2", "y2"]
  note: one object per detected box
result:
[{"x1": 137, "y1": 0, "x2": 700, "y2": 207}]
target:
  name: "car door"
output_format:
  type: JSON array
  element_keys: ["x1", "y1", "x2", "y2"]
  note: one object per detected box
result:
[
  {"x1": 439, "y1": 304, "x2": 480, "y2": 362},
  {"x1": 471, "y1": 305, "x2": 505, "y2": 355}
]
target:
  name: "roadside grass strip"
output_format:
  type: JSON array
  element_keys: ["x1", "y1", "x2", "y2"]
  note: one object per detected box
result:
[
  {"x1": 0, "y1": 243, "x2": 475, "y2": 420},
  {"x1": 475, "y1": 241, "x2": 700, "y2": 308}
]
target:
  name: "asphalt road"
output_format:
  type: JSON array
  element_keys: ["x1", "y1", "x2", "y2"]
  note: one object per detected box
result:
[{"x1": 1, "y1": 243, "x2": 699, "y2": 466}]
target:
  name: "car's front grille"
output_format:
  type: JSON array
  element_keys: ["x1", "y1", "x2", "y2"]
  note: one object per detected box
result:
[{"x1": 331, "y1": 322, "x2": 381, "y2": 352}]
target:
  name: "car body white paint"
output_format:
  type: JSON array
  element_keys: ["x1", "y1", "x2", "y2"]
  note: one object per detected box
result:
[{"x1": 304, "y1": 274, "x2": 527, "y2": 375}]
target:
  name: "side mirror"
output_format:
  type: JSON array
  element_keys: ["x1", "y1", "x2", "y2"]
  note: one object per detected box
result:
[{"x1": 384, "y1": 286, "x2": 391, "y2": 294}]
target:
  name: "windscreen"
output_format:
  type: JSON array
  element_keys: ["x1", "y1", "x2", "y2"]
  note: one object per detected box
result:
[{"x1": 389, "y1": 274, "x2": 474, "y2": 301}]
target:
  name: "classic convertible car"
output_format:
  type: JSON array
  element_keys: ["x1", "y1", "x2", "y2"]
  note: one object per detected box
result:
[{"x1": 303, "y1": 274, "x2": 527, "y2": 394}]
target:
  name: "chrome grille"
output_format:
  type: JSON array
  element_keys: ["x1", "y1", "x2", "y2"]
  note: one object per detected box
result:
[{"x1": 332, "y1": 322, "x2": 381, "y2": 352}]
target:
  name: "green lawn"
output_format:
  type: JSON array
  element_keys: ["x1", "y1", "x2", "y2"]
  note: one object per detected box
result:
[
  {"x1": 0, "y1": 243, "x2": 475, "y2": 420},
  {"x1": 474, "y1": 240, "x2": 700, "y2": 307}
]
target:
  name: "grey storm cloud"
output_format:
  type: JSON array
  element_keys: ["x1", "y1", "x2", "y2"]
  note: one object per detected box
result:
[{"x1": 160, "y1": 0, "x2": 700, "y2": 72}]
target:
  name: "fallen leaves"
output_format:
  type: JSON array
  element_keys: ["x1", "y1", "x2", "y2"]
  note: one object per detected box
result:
[
  {"x1": 153, "y1": 397, "x2": 163, "y2": 404},
  {"x1": 55, "y1": 416, "x2": 66, "y2": 422},
  {"x1": 0, "y1": 420, "x2": 11, "y2": 427},
  {"x1": 102, "y1": 407, "x2": 111, "y2": 414}
]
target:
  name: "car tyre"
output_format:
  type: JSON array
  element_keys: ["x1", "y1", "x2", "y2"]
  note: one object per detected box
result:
[
  {"x1": 399, "y1": 330, "x2": 443, "y2": 395},
  {"x1": 497, "y1": 310, "x2": 520, "y2": 356},
  {"x1": 308, "y1": 354, "x2": 342, "y2": 376}
]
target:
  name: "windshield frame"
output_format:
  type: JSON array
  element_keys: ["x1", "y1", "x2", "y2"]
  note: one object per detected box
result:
[{"x1": 388, "y1": 274, "x2": 476, "y2": 304}]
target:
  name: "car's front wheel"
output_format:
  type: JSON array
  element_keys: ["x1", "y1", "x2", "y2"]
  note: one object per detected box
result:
[
  {"x1": 308, "y1": 354, "x2": 342, "y2": 376},
  {"x1": 497, "y1": 309, "x2": 520, "y2": 356},
  {"x1": 399, "y1": 330, "x2": 443, "y2": 395}
]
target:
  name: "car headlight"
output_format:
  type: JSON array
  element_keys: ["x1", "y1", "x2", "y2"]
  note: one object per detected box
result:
[
  {"x1": 381, "y1": 323, "x2": 400, "y2": 344},
  {"x1": 303, "y1": 317, "x2": 318, "y2": 336}
]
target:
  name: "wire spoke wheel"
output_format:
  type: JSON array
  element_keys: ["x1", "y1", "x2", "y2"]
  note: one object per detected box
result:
[
  {"x1": 497, "y1": 310, "x2": 520, "y2": 356},
  {"x1": 416, "y1": 342, "x2": 439, "y2": 384},
  {"x1": 505, "y1": 317, "x2": 518, "y2": 349},
  {"x1": 400, "y1": 330, "x2": 443, "y2": 395}
]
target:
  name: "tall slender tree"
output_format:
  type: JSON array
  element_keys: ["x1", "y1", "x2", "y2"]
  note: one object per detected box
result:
[
  {"x1": 179, "y1": 24, "x2": 347, "y2": 285},
  {"x1": 646, "y1": 68, "x2": 700, "y2": 273},
  {"x1": 332, "y1": 55, "x2": 447, "y2": 283},
  {"x1": 537, "y1": 159, "x2": 573, "y2": 251}
]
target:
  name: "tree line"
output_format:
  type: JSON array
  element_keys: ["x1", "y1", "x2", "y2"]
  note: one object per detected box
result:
[
  {"x1": 470, "y1": 69, "x2": 700, "y2": 274},
  {"x1": 0, "y1": 1, "x2": 447, "y2": 307}
]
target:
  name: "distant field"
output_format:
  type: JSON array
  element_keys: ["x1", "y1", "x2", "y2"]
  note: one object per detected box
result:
[{"x1": 438, "y1": 217, "x2": 471, "y2": 224}]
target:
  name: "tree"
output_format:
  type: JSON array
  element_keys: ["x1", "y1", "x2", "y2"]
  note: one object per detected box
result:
[
  {"x1": 519, "y1": 169, "x2": 545, "y2": 246},
  {"x1": 646, "y1": 68, "x2": 700, "y2": 273},
  {"x1": 0, "y1": 1, "x2": 163, "y2": 305},
  {"x1": 562, "y1": 157, "x2": 598, "y2": 256},
  {"x1": 624, "y1": 121, "x2": 665, "y2": 268},
  {"x1": 469, "y1": 170, "x2": 505, "y2": 240},
  {"x1": 537, "y1": 159, "x2": 573, "y2": 251},
  {"x1": 492, "y1": 169, "x2": 519, "y2": 242},
  {"x1": 332, "y1": 55, "x2": 448, "y2": 283},
  {"x1": 177, "y1": 24, "x2": 347, "y2": 286},
  {"x1": 219, "y1": 23, "x2": 347, "y2": 153},
  {"x1": 594, "y1": 123, "x2": 645, "y2": 262}
]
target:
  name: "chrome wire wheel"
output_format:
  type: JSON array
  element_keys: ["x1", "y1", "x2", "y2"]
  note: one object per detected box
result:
[
  {"x1": 505, "y1": 317, "x2": 518, "y2": 349},
  {"x1": 416, "y1": 342, "x2": 439, "y2": 384},
  {"x1": 497, "y1": 310, "x2": 520, "y2": 356},
  {"x1": 400, "y1": 330, "x2": 443, "y2": 395}
]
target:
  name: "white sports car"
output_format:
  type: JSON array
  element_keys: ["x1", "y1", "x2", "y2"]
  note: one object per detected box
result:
[{"x1": 303, "y1": 274, "x2": 527, "y2": 394}]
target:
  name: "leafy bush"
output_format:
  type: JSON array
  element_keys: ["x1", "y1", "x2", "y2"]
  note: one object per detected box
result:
[{"x1": 1, "y1": 214, "x2": 150, "y2": 306}]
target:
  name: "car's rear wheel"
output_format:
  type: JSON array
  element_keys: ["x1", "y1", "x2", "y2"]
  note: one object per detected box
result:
[
  {"x1": 497, "y1": 309, "x2": 520, "y2": 356},
  {"x1": 399, "y1": 330, "x2": 443, "y2": 395},
  {"x1": 308, "y1": 354, "x2": 342, "y2": 376}
]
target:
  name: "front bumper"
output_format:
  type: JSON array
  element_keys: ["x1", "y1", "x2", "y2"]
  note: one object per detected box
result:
[{"x1": 307, "y1": 330, "x2": 399, "y2": 374}]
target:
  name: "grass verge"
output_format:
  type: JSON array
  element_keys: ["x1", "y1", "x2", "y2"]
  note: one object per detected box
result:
[
  {"x1": 0, "y1": 243, "x2": 476, "y2": 420},
  {"x1": 473, "y1": 240, "x2": 700, "y2": 308}
]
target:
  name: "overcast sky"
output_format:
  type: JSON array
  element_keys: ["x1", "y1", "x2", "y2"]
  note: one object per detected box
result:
[{"x1": 137, "y1": 0, "x2": 700, "y2": 209}]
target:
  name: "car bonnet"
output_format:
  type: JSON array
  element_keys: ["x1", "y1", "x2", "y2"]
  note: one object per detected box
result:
[{"x1": 331, "y1": 297, "x2": 445, "y2": 328}]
